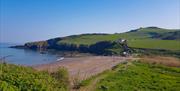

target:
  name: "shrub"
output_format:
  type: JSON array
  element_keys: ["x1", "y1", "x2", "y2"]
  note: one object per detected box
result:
[
  {"x1": 51, "y1": 67, "x2": 69, "y2": 90},
  {"x1": 0, "y1": 63, "x2": 69, "y2": 91}
]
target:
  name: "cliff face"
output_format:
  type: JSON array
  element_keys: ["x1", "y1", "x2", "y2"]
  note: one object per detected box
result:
[
  {"x1": 11, "y1": 27, "x2": 180, "y2": 55},
  {"x1": 24, "y1": 41, "x2": 49, "y2": 49},
  {"x1": 22, "y1": 37, "x2": 62, "y2": 50},
  {"x1": 20, "y1": 39, "x2": 130, "y2": 55}
]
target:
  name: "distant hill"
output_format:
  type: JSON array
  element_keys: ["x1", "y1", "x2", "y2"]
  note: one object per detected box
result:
[
  {"x1": 151, "y1": 31, "x2": 180, "y2": 40},
  {"x1": 12, "y1": 27, "x2": 180, "y2": 55},
  {"x1": 128, "y1": 27, "x2": 180, "y2": 40},
  {"x1": 57, "y1": 27, "x2": 180, "y2": 45},
  {"x1": 54, "y1": 27, "x2": 180, "y2": 50}
]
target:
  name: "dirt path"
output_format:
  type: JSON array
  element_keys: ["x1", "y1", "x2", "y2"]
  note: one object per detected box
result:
[{"x1": 78, "y1": 73, "x2": 108, "y2": 91}]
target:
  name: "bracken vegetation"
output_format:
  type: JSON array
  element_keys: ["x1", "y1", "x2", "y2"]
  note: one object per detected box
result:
[{"x1": 0, "y1": 63, "x2": 69, "y2": 91}]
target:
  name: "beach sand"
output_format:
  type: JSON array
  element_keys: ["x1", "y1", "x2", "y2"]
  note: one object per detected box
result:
[{"x1": 33, "y1": 56, "x2": 130, "y2": 80}]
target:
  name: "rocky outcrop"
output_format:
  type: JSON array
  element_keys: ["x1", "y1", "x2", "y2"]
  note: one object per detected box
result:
[{"x1": 11, "y1": 39, "x2": 131, "y2": 56}]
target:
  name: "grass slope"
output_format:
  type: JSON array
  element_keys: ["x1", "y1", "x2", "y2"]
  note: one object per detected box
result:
[
  {"x1": 0, "y1": 63, "x2": 69, "y2": 91},
  {"x1": 23, "y1": 27, "x2": 180, "y2": 51},
  {"x1": 128, "y1": 39, "x2": 180, "y2": 50},
  {"x1": 81, "y1": 61, "x2": 180, "y2": 91},
  {"x1": 58, "y1": 27, "x2": 180, "y2": 50}
]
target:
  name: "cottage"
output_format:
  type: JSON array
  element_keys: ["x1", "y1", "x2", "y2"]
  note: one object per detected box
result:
[
  {"x1": 116, "y1": 38, "x2": 131, "y2": 56},
  {"x1": 116, "y1": 38, "x2": 127, "y2": 44}
]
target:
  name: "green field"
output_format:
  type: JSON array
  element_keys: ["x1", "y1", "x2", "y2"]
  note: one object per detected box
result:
[
  {"x1": 58, "y1": 27, "x2": 180, "y2": 51},
  {"x1": 128, "y1": 39, "x2": 180, "y2": 50},
  {"x1": 24, "y1": 27, "x2": 180, "y2": 51},
  {"x1": 84, "y1": 61, "x2": 180, "y2": 91},
  {"x1": 0, "y1": 63, "x2": 69, "y2": 91},
  {"x1": 60, "y1": 37, "x2": 180, "y2": 51}
]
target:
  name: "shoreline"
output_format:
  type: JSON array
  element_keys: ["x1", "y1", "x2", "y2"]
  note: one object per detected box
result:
[{"x1": 33, "y1": 56, "x2": 131, "y2": 80}]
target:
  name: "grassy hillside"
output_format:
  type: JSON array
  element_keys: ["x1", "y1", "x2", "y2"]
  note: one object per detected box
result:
[
  {"x1": 18, "y1": 27, "x2": 180, "y2": 53},
  {"x1": 58, "y1": 27, "x2": 180, "y2": 50},
  {"x1": 128, "y1": 39, "x2": 180, "y2": 50},
  {"x1": 0, "y1": 63, "x2": 69, "y2": 91},
  {"x1": 80, "y1": 61, "x2": 180, "y2": 91},
  {"x1": 60, "y1": 27, "x2": 179, "y2": 41}
]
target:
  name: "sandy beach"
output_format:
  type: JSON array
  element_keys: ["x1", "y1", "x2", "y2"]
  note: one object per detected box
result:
[{"x1": 33, "y1": 56, "x2": 130, "y2": 80}]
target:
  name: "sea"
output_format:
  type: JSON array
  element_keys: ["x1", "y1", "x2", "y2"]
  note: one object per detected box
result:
[{"x1": 0, "y1": 43, "x2": 60, "y2": 66}]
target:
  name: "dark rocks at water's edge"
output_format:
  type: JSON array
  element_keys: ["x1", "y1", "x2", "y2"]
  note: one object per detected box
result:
[
  {"x1": 10, "y1": 39, "x2": 132, "y2": 56},
  {"x1": 10, "y1": 40, "x2": 50, "y2": 50},
  {"x1": 10, "y1": 44, "x2": 95, "y2": 57},
  {"x1": 10, "y1": 45, "x2": 27, "y2": 49}
]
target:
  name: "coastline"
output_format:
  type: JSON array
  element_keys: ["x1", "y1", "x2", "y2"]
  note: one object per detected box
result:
[{"x1": 33, "y1": 56, "x2": 130, "y2": 80}]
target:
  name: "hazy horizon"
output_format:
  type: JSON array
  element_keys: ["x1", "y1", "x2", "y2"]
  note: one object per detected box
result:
[{"x1": 0, "y1": 0, "x2": 180, "y2": 43}]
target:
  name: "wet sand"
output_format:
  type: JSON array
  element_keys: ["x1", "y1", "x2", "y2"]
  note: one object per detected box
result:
[{"x1": 33, "y1": 56, "x2": 130, "y2": 80}]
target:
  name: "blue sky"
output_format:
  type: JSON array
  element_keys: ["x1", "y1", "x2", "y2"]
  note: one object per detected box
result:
[{"x1": 0, "y1": 0, "x2": 180, "y2": 43}]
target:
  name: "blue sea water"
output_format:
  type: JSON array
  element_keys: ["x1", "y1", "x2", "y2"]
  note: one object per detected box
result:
[{"x1": 0, "y1": 43, "x2": 59, "y2": 66}]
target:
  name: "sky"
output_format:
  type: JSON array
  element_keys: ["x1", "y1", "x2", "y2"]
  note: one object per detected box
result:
[{"x1": 0, "y1": 0, "x2": 180, "y2": 43}]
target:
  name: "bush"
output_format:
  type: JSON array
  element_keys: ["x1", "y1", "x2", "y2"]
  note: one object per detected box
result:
[
  {"x1": 51, "y1": 67, "x2": 69, "y2": 90},
  {"x1": 0, "y1": 63, "x2": 69, "y2": 91}
]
